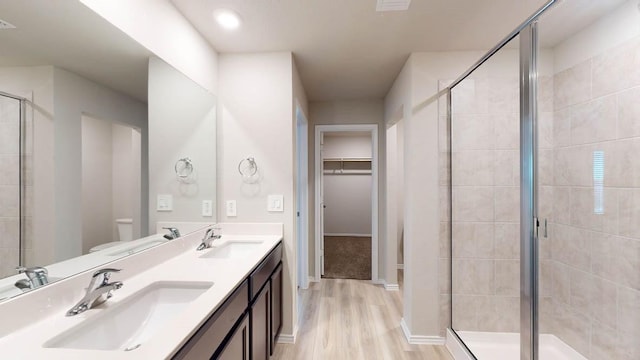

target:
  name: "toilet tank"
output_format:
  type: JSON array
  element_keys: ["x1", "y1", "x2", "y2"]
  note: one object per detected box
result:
[{"x1": 116, "y1": 218, "x2": 133, "y2": 242}]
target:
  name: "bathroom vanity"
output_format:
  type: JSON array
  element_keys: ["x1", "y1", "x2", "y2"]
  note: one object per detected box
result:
[
  {"x1": 0, "y1": 224, "x2": 284, "y2": 360},
  {"x1": 174, "y1": 241, "x2": 283, "y2": 359}
]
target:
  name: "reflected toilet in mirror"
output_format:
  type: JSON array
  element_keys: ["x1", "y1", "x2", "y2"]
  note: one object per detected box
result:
[{"x1": 89, "y1": 219, "x2": 134, "y2": 253}]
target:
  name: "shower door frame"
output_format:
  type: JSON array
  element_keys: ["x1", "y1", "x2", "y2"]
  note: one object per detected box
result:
[
  {"x1": 0, "y1": 90, "x2": 26, "y2": 268},
  {"x1": 446, "y1": 1, "x2": 557, "y2": 359}
]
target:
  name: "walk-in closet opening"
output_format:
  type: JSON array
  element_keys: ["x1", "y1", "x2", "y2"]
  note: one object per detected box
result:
[{"x1": 315, "y1": 124, "x2": 379, "y2": 281}]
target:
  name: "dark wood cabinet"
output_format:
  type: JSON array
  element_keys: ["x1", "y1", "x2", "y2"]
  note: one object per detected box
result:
[
  {"x1": 171, "y1": 241, "x2": 283, "y2": 360},
  {"x1": 270, "y1": 263, "x2": 282, "y2": 355},
  {"x1": 173, "y1": 281, "x2": 249, "y2": 360},
  {"x1": 218, "y1": 314, "x2": 250, "y2": 360},
  {"x1": 250, "y1": 282, "x2": 271, "y2": 360}
]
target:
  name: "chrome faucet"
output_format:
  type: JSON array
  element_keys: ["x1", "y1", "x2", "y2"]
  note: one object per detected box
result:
[
  {"x1": 15, "y1": 266, "x2": 49, "y2": 289},
  {"x1": 66, "y1": 268, "x2": 123, "y2": 316},
  {"x1": 196, "y1": 227, "x2": 222, "y2": 251},
  {"x1": 163, "y1": 227, "x2": 181, "y2": 240}
]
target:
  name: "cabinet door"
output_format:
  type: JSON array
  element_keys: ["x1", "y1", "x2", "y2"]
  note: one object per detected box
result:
[
  {"x1": 217, "y1": 313, "x2": 250, "y2": 360},
  {"x1": 251, "y1": 283, "x2": 270, "y2": 360},
  {"x1": 270, "y1": 263, "x2": 283, "y2": 355}
]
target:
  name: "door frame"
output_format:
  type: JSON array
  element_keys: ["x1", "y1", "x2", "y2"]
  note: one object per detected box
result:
[
  {"x1": 314, "y1": 124, "x2": 379, "y2": 283},
  {"x1": 295, "y1": 105, "x2": 309, "y2": 290}
]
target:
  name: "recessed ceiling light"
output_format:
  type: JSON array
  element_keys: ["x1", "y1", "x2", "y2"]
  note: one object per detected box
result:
[{"x1": 213, "y1": 9, "x2": 241, "y2": 30}]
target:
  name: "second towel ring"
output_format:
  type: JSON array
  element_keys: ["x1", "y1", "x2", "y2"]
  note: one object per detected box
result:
[{"x1": 238, "y1": 157, "x2": 258, "y2": 177}]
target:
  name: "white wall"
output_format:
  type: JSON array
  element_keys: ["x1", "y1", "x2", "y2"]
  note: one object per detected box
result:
[
  {"x1": 308, "y1": 100, "x2": 387, "y2": 282},
  {"x1": 148, "y1": 57, "x2": 217, "y2": 233},
  {"x1": 81, "y1": 115, "x2": 114, "y2": 253},
  {"x1": 80, "y1": 0, "x2": 218, "y2": 94},
  {"x1": 218, "y1": 52, "x2": 301, "y2": 337},
  {"x1": 385, "y1": 52, "x2": 484, "y2": 338},
  {"x1": 386, "y1": 120, "x2": 405, "y2": 268},
  {"x1": 112, "y1": 124, "x2": 141, "y2": 241},
  {"x1": 53, "y1": 67, "x2": 148, "y2": 261},
  {"x1": 323, "y1": 135, "x2": 372, "y2": 236},
  {"x1": 552, "y1": 0, "x2": 640, "y2": 73}
]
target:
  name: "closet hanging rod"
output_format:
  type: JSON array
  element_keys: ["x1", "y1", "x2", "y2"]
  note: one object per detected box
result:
[{"x1": 323, "y1": 157, "x2": 372, "y2": 162}]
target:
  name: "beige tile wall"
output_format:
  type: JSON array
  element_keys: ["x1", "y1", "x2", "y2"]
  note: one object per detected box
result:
[
  {"x1": 445, "y1": 74, "x2": 529, "y2": 334},
  {"x1": 548, "y1": 35, "x2": 640, "y2": 360}
]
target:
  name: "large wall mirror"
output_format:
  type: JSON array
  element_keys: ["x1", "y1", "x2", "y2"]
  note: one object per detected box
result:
[{"x1": 0, "y1": 1, "x2": 217, "y2": 301}]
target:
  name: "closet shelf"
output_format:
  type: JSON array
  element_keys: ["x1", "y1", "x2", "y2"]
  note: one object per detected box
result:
[{"x1": 323, "y1": 157, "x2": 372, "y2": 175}]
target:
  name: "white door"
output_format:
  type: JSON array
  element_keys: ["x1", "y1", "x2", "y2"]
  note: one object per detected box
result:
[{"x1": 320, "y1": 133, "x2": 325, "y2": 276}]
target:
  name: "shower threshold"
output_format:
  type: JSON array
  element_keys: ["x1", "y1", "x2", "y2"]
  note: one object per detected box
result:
[{"x1": 446, "y1": 330, "x2": 587, "y2": 360}]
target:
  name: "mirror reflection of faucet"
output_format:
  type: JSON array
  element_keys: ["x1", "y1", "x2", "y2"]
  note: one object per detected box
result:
[
  {"x1": 14, "y1": 266, "x2": 49, "y2": 291},
  {"x1": 163, "y1": 227, "x2": 181, "y2": 240}
]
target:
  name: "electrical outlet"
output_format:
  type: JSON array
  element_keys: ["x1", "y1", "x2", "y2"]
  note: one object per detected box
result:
[
  {"x1": 202, "y1": 200, "x2": 213, "y2": 217},
  {"x1": 226, "y1": 200, "x2": 237, "y2": 217}
]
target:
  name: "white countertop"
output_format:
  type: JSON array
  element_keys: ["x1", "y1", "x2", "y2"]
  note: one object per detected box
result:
[{"x1": 0, "y1": 223, "x2": 283, "y2": 360}]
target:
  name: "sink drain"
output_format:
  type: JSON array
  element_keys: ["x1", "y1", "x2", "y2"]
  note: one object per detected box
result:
[{"x1": 125, "y1": 344, "x2": 142, "y2": 351}]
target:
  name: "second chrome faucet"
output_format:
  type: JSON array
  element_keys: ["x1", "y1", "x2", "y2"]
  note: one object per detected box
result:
[{"x1": 196, "y1": 227, "x2": 222, "y2": 251}]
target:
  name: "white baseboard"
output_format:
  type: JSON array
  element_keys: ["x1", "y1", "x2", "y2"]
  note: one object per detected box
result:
[
  {"x1": 384, "y1": 283, "x2": 400, "y2": 291},
  {"x1": 324, "y1": 233, "x2": 372, "y2": 237},
  {"x1": 371, "y1": 278, "x2": 385, "y2": 285},
  {"x1": 308, "y1": 276, "x2": 319, "y2": 283},
  {"x1": 397, "y1": 264, "x2": 404, "y2": 270},
  {"x1": 400, "y1": 318, "x2": 446, "y2": 345},
  {"x1": 277, "y1": 326, "x2": 298, "y2": 344}
]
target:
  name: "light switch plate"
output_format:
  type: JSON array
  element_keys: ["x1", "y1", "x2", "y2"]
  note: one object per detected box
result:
[
  {"x1": 202, "y1": 200, "x2": 213, "y2": 217},
  {"x1": 226, "y1": 200, "x2": 237, "y2": 217},
  {"x1": 267, "y1": 194, "x2": 284, "y2": 212},
  {"x1": 157, "y1": 194, "x2": 173, "y2": 211}
]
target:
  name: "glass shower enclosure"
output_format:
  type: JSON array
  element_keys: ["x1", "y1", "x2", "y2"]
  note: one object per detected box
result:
[
  {"x1": 448, "y1": 0, "x2": 640, "y2": 359},
  {"x1": 0, "y1": 92, "x2": 25, "y2": 278}
]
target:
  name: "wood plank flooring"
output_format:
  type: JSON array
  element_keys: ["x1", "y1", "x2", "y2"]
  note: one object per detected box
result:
[{"x1": 272, "y1": 276, "x2": 453, "y2": 360}]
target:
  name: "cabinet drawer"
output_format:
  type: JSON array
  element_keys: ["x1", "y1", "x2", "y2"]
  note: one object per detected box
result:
[
  {"x1": 249, "y1": 242, "x2": 282, "y2": 300},
  {"x1": 173, "y1": 280, "x2": 249, "y2": 360}
]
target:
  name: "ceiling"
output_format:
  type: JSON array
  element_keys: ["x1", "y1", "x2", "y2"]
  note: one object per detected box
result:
[
  {"x1": 0, "y1": 0, "x2": 628, "y2": 104},
  {"x1": 172, "y1": 0, "x2": 630, "y2": 102},
  {"x1": 172, "y1": 0, "x2": 555, "y2": 101},
  {"x1": 0, "y1": 0, "x2": 151, "y2": 102}
]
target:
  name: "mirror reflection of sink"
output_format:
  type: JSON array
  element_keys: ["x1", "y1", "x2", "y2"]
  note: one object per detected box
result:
[
  {"x1": 45, "y1": 281, "x2": 213, "y2": 351},
  {"x1": 107, "y1": 239, "x2": 167, "y2": 257},
  {"x1": 199, "y1": 240, "x2": 264, "y2": 259}
]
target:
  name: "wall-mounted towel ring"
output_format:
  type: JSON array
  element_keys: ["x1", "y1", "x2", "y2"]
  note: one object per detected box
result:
[
  {"x1": 175, "y1": 157, "x2": 194, "y2": 179},
  {"x1": 238, "y1": 157, "x2": 258, "y2": 177}
]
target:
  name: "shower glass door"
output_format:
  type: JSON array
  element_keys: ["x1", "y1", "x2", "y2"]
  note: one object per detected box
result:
[
  {"x1": 536, "y1": 1, "x2": 640, "y2": 359},
  {"x1": 0, "y1": 93, "x2": 22, "y2": 278},
  {"x1": 450, "y1": 34, "x2": 522, "y2": 359}
]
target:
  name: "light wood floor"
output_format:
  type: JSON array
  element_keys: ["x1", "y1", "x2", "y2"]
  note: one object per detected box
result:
[{"x1": 272, "y1": 275, "x2": 453, "y2": 360}]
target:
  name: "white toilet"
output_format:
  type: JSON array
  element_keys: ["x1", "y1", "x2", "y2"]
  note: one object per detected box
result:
[{"x1": 89, "y1": 218, "x2": 133, "y2": 253}]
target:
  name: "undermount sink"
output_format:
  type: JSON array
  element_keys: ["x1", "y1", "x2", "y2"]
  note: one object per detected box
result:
[
  {"x1": 199, "y1": 240, "x2": 264, "y2": 259},
  {"x1": 45, "y1": 281, "x2": 213, "y2": 351},
  {"x1": 107, "y1": 239, "x2": 167, "y2": 257}
]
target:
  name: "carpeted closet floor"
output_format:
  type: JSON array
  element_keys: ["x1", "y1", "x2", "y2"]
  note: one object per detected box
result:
[{"x1": 322, "y1": 236, "x2": 371, "y2": 280}]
